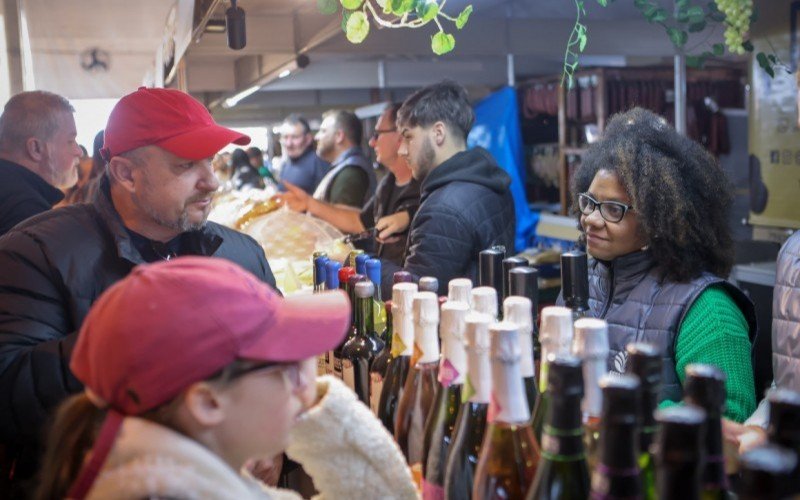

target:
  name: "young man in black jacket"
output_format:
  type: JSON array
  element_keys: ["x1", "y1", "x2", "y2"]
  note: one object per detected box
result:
[
  {"x1": 0, "y1": 87, "x2": 276, "y2": 489},
  {"x1": 380, "y1": 81, "x2": 516, "y2": 297}
]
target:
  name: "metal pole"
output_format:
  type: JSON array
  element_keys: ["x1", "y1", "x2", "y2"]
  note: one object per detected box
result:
[
  {"x1": 507, "y1": 53, "x2": 515, "y2": 87},
  {"x1": 673, "y1": 0, "x2": 687, "y2": 134}
]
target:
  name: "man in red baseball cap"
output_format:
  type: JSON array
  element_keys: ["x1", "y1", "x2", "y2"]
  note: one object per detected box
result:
[
  {"x1": 0, "y1": 87, "x2": 276, "y2": 489},
  {"x1": 35, "y1": 256, "x2": 416, "y2": 500}
]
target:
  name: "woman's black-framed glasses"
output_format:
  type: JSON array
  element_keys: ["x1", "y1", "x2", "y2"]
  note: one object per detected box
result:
[
  {"x1": 578, "y1": 193, "x2": 633, "y2": 223},
  {"x1": 371, "y1": 128, "x2": 397, "y2": 141}
]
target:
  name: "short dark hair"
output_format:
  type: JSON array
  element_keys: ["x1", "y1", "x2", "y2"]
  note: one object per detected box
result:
[
  {"x1": 397, "y1": 80, "x2": 474, "y2": 142},
  {"x1": 323, "y1": 109, "x2": 362, "y2": 145},
  {"x1": 572, "y1": 107, "x2": 734, "y2": 282},
  {"x1": 246, "y1": 146, "x2": 263, "y2": 159},
  {"x1": 0, "y1": 90, "x2": 75, "y2": 151},
  {"x1": 283, "y1": 114, "x2": 310, "y2": 135}
]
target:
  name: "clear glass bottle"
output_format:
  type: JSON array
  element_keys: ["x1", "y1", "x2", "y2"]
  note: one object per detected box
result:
[
  {"x1": 504, "y1": 296, "x2": 537, "y2": 416},
  {"x1": 531, "y1": 306, "x2": 574, "y2": 442},
  {"x1": 572, "y1": 317, "x2": 609, "y2": 471}
]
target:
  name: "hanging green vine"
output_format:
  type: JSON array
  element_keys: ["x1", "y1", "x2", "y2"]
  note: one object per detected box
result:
[
  {"x1": 318, "y1": 0, "x2": 473, "y2": 55},
  {"x1": 564, "y1": 0, "x2": 787, "y2": 86}
]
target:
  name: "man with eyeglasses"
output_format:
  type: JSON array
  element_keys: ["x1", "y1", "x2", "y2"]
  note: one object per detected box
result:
[
  {"x1": 276, "y1": 115, "x2": 330, "y2": 195},
  {"x1": 280, "y1": 104, "x2": 420, "y2": 266}
]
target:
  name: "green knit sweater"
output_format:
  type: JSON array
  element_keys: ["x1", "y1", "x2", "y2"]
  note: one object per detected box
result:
[{"x1": 658, "y1": 286, "x2": 756, "y2": 423}]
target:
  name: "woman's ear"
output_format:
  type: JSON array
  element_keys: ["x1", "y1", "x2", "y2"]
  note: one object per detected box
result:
[{"x1": 182, "y1": 382, "x2": 227, "y2": 427}]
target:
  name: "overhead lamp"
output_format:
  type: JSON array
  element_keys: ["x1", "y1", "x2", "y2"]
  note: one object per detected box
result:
[
  {"x1": 226, "y1": 0, "x2": 246, "y2": 50},
  {"x1": 220, "y1": 55, "x2": 311, "y2": 109}
]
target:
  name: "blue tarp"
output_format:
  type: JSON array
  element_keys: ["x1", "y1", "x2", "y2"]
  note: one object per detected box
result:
[{"x1": 468, "y1": 86, "x2": 538, "y2": 252}]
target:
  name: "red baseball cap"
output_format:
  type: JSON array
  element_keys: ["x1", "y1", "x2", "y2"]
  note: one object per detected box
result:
[
  {"x1": 101, "y1": 87, "x2": 250, "y2": 161},
  {"x1": 70, "y1": 256, "x2": 350, "y2": 415}
]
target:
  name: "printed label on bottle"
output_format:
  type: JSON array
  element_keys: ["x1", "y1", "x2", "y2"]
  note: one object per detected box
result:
[
  {"x1": 462, "y1": 376, "x2": 476, "y2": 403},
  {"x1": 316, "y1": 353, "x2": 327, "y2": 376},
  {"x1": 333, "y1": 357, "x2": 344, "y2": 380},
  {"x1": 410, "y1": 463, "x2": 423, "y2": 491},
  {"x1": 412, "y1": 342, "x2": 423, "y2": 367},
  {"x1": 325, "y1": 350, "x2": 334, "y2": 376},
  {"x1": 438, "y1": 358, "x2": 459, "y2": 388},
  {"x1": 343, "y1": 359, "x2": 355, "y2": 392},
  {"x1": 391, "y1": 332, "x2": 407, "y2": 358},
  {"x1": 421, "y1": 478, "x2": 445, "y2": 500},
  {"x1": 488, "y1": 391, "x2": 502, "y2": 423},
  {"x1": 369, "y1": 372, "x2": 384, "y2": 416}
]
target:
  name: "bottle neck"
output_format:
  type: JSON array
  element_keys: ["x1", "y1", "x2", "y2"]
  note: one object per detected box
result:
[
  {"x1": 391, "y1": 308, "x2": 414, "y2": 357},
  {"x1": 356, "y1": 296, "x2": 372, "y2": 337},
  {"x1": 582, "y1": 355, "x2": 606, "y2": 420},
  {"x1": 518, "y1": 324, "x2": 535, "y2": 379},
  {"x1": 465, "y1": 346, "x2": 491, "y2": 404},
  {"x1": 541, "y1": 392, "x2": 585, "y2": 462},
  {"x1": 415, "y1": 321, "x2": 439, "y2": 365},
  {"x1": 489, "y1": 354, "x2": 530, "y2": 423},
  {"x1": 702, "y1": 415, "x2": 729, "y2": 490},
  {"x1": 440, "y1": 332, "x2": 466, "y2": 387},
  {"x1": 598, "y1": 421, "x2": 640, "y2": 474},
  {"x1": 657, "y1": 460, "x2": 702, "y2": 499}
]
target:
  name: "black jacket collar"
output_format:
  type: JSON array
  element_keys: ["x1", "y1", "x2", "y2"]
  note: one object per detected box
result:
[{"x1": 0, "y1": 158, "x2": 64, "y2": 206}]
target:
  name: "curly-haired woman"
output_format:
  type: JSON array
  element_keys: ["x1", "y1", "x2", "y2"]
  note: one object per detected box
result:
[{"x1": 570, "y1": 107, "x2": 756, "y2": 422}]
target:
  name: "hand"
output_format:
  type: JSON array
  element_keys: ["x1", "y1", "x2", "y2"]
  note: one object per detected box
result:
[
  {"x1": 722, "y1": 418, "x2": 768, "y2": 456},
  {"x1": 279, "y1": 180, "x2": 310, "y2": 213},
  {"x1": 245, "y1": 454, "x2": 283, "y2": 486},
  {"x1": 375, "y1": 211, "x2": 411, "y2": 243}
]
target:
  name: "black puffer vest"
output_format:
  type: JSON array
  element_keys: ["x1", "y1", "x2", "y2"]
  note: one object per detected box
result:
[{"x1": 587, "y1": 251, "x2": 757, "y2": 403}]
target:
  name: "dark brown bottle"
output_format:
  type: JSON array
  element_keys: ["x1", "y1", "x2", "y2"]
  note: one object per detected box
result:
[
  {"x1": 395, "y1": 291, "x2": 440, "y2": 489},
  {"x1": 739, "y1": 444, "x2": 798, "y2": 500},
  {"x1": 479, "y1": 248, "x2": 505, "y2": 301},
  {"x1": 444, "y1": 313, "x2": 492, "y2": 500},
  {"x1": 654, "y1": 405, "x2": 706, "y2": 500},
  {"x1": 683, "y1": 364, "x2": 729, "y2": 498},
  {"x1": 589, "y1": 374, "x2": 642, "y2": 500},
  {"x1": 341, "y1": 281, "x2": 385, "y2": 405},
  {"x1": 502, "y1": 256, "x2": 527, "y2": 301},
  {"x1": 377, "y1": 282, "x2": 417, "y2": 432},
  {"x1": 422, "y1": 301, "x2": 469, "y2": 499},
  {"x1": 509, "y1": 266, "x2": 541, "y2": 380},
  {"x1": 561, "y1": 250, "x2": 589, "y2": 320},
  {"x1": 625, "y1": 343, "x2": 662, "y2": 500},
  {"x1": 766, "y1": 388, "x2": 800, "y2": 497}
]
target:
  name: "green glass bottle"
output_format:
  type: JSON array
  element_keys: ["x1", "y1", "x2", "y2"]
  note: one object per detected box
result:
[
  {"x1": 444, "y1": 313, "x2": 491, "y2": 500},
  {"x1": 572, "y1": 317, "x2": 609, "y2": 472},
  {"x1": 654, "y1": 406, "x2": 706, "y2": 500},
  {"x1": 589, "y1": 374, "x2": 642, "y2": 500},
  {"x1": 341, "y1": 281, "x2": 385, "y2": 405},
  {"x1": 422, "y1": 301, "x2": 469, "y2": 498},
  {"x1": 683, "y1": 364, "x2": 729, "y2": 500},
  {"x1": 625, "y1": 342, "x2": 662, "y2": 500},
  {"x1": 473, "y1": 322, "x2": 541, "y2": 499},
  {"x1": 531, "y1": 306, "x2": 574, "y2": 442},
  {"x1": 527, "y1": 354, "x2": 590, "y2": 500}
]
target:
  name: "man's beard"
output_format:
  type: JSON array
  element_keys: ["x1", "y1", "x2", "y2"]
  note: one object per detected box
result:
[
  {"x1": 139, "y1": 195, "x2": 209, "y2": 233},
  {"x1": 412, "y1": 137, "x2": 436, "y2": 181},
  {"x1": 44, "y1": 156, "x2": 78, "y2": 189}
]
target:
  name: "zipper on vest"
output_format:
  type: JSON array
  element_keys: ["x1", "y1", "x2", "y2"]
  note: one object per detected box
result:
[{"x1": 599, "y1": 264, "x2": 615, "y2": 318}]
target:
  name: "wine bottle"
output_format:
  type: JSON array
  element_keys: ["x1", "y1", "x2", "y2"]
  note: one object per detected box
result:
[
  {"x1": 473, "y1": 322, "x2": 541, "y2": 500},
  {"x1": 471, "y1": 286, "x2": 498, "y2": 321},
  {"x1": 419, "y1": 276, "x2": 439, "y2": 293},
  {"x1": 502, "y1": 256, "x2": 527, "y2": 301},
  {"x1": 738, "y1": 444, "x2": 798, "y2": 500},
  {"x1": 590, "y1": 374, "x2": 643, "y2": 500},
  {"x1": 504, "y1": 296, "x2": 537, "y2": 415},
  {"x1": 508, "y1": 266, "x2": 541, "y2": 385},
  {"x1": 572, "y1": 317, "x2": 609, "y2": 471},
  {"x1": 377, "y1": 282, "x2": 418, "y2": 432},
  {"x1": 332, "y1": 269, "x2": 360, "y2": 380},
  {"x1": 395, "y1": 291, "x2": 440, "y2": 488},
  {"x1": 313, "y1": 253, "x2": 329, "y2": 375},
  {"x1": 348, "y1": 249, "x2": 365, "y2": 268},
  {"x1": 366, "y1": 260, "x2": 390, "y2": 414},
  {"x1": 355, "y1": 252, "x2": 370, "y2": 276},
  {"x1": 479, "y1": 248, "x2": 505, "y2": 307},
  {"x1": 444, "y1": 313, "x2": 492, "y2": 500},
  {"x1": 653, "y1": 406, "x2": 707, "y2": 500},
  {"x1": 323, "y1": 261, "x2": 342, "y2": 375},
  {"x1": 366, "y1": 258, "x2": 387, "y2": 336},
  {"x1": 341, "y1": 281, "x2": 385, "y2": 404},
  {"x1": 422, "y1": 301, "x2": 469, "y2": 499},
  {"x1": 448, "y1": 278, "x2": 473, "y2": 305},
  {"x1": 561, "y1": 250, "x2": 589, "y2": 321},
  {"x1": 682, "y1": 364, "x2": 729, "y2": 499},
  {"x1": 527, "y1": 354, "x2": 590, "y2": 500},
  {"x1": 766, "y1": 388, "x2": 800, "y2": 496},
  {"x1": 370, "y1": 299, "x2": 392, "y2": 416},
  {"x1": 532, "y1": 306, "x2": 574, "y2": 441},
  {"x1": 625, "y1": 343, "x2": 662, "y2": 500}
]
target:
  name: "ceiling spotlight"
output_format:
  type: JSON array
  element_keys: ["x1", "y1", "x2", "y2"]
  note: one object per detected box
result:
[
  {"x1": 205, "y1": 19, "x2": 226, "y2": 34},
  {"x1": 226, "y1": 0, "x2": 246, "y2": 50}
]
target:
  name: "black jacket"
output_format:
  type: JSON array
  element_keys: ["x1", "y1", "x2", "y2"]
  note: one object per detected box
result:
[
  {"x1": 359, "y1": 173, "x2": 420, "y2": 266},
  {"x1": 0, "y1": 159, "x2": 64, "y2": 237},
  {"x1": 0, "y1": 178, "x2": 275, "y2": 457},
  {"x1": 382, "y1": 147, "x2": 515, "y2": 296}
]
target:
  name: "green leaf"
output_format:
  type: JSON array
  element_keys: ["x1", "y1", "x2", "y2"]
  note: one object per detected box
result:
[
  {"x1": 318, "y1": 0, "x2": 338, "y2": 15},
  {"x1": 751, "y1": 5, "x2": 759, "y2": 23},
  {"x1": 416, "y1": 1, "x2": 439, "y2": 22},
  {"x1": 742, "y1": 40, "x2": 754, "y2": 52},
  {"x1": 341, "y1": 9, "x2": 352, "y2": 32},
  {"x1": 345, "y1": 11, "x2": 370, "y2": 43},
  {"x1": 340, "y1": 0, "x2": 363, "y2": 9},
  {"x1": 667, "y1": 27, "x2": 688, "y2": 47},
  {"x1": 712, "y1": 43, "x2": 725, "y2": 56},
  {"x1": 431, "y1": 31, "x2": 455, "y2": 55},
  {"x1": 390, "y1": 0, "x2": 414, "y2": 14},
  {"x1": 456, "y1": 5, "x2": 473, "y2": 29},
  {"x1": 688, "y1": 20, "x2": 706, "y2": 32},
  {"x1": 676, "y1": 0, "x2": 690, "y2": 8},
  {"x1": 686, "y1": 6, "x2": 704, "y2": 19},
  {"x1": 757, "y1": 52, "x2": 774, "y2": 78},
  {"x1": 706, "y1": 1, "x2": 718, "y2": 14},
  {"x1": 686, "y1": 55, "x2": 705, "y2": 68},
  {"x1": 651, "y1": 9, "x2": 667, "y2": 22},
  {"x1": 578, "y1": 31, "x2": 587, "y2": 51},
  {"x1": 597, "y1": 0, "x2": 608, "y2": 6}
]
